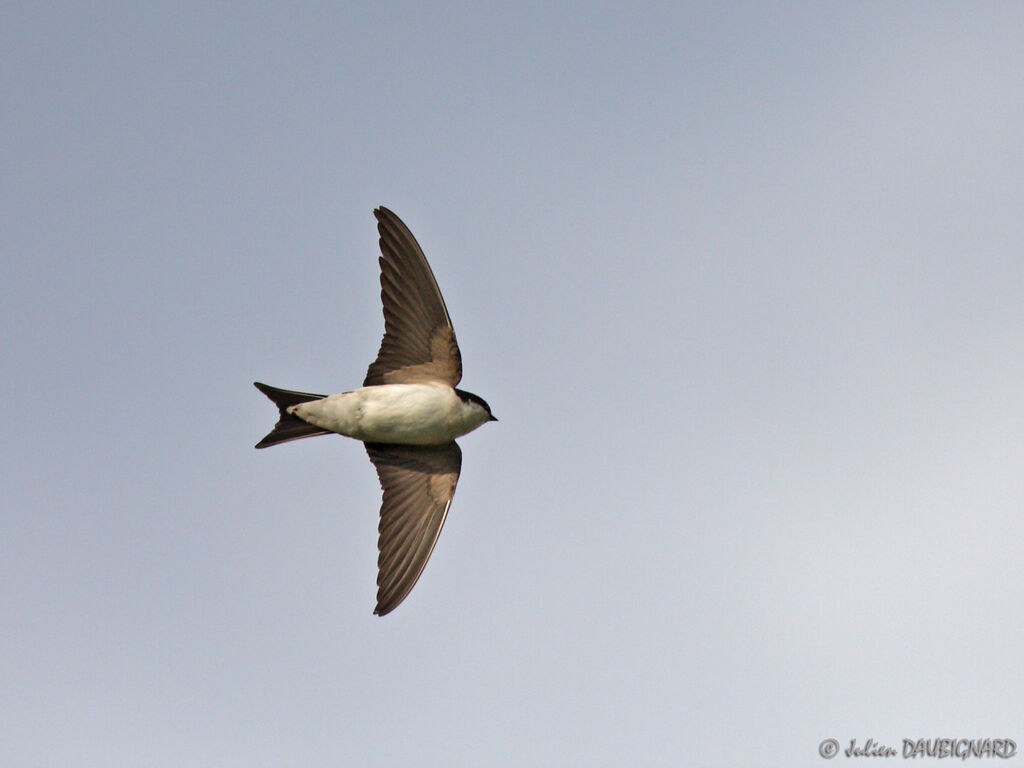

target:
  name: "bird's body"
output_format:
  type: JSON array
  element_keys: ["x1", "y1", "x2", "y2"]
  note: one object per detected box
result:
[
  {"x1": 291, "y1": 383, "x2": 492, "y2": 446},
  {"x1": 254, "y1": 207, "x2": 495, "y2": 615}
]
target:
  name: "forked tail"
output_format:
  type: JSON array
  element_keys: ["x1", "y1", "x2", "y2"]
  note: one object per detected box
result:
[{"x1": 253, "y1": 382, "x2": 331, "y2": 448}]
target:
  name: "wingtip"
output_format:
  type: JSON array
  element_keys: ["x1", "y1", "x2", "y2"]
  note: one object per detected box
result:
[{"x1": 374, "y1": 586, "x2": 409, "y2": 617}]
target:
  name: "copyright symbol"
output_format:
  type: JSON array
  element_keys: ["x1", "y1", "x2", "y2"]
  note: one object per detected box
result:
[{"x1": 819, "y1": 738, "x2": 840, "y2": 759}]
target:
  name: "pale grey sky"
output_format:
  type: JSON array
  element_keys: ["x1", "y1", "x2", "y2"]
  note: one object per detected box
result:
[{"x1": 3, "y1": 2, "x2": 1023, "y2": 766}]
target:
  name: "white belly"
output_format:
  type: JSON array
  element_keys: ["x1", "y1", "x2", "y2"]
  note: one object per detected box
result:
[{"x1": 290, "y1": 384, "x2": 480, "y2": 445}]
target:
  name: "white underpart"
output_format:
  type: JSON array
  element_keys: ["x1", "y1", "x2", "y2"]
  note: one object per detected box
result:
[{"x1": 290, "y1": 383, "x2": 489, "y2": 445}]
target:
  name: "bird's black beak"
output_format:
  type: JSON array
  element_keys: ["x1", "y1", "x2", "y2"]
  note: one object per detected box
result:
[{"x1": 489, "y1": 414, "x2": 499, "y2": 422}]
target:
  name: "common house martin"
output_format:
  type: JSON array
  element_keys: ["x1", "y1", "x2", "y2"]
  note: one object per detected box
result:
[{"x1": 255, "y1": 207, "x2": 496, "y2": 615}]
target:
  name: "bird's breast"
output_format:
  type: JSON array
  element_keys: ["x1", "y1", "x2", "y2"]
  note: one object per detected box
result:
[{"x1": 291, "y1": 383, "x2": 470, "y2": 445}]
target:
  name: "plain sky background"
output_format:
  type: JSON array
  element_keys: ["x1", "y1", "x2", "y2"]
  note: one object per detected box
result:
[{"x1": 3, "y1": 2, "x2": 1023, "y2": 766}]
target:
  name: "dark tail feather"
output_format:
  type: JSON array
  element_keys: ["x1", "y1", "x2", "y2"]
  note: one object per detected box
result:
[{"x1": 254, "y1": 381, "x2": 331, "y2": 449}]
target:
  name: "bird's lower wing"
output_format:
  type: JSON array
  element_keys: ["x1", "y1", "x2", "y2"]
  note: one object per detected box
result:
[{"x1": 364, "y1": 441, "x2": 462, "y2": 615}]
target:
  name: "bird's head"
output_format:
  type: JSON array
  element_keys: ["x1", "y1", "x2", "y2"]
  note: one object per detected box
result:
[{"x1": 455, "y1": 388, "x2": 497, "y2": 424}]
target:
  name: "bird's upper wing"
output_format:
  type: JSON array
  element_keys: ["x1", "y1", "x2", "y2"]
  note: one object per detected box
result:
[
  {"x1": 363, "y1": 207, "x2": 462, "y2": 387},
  {"x1": 365, "y1": 441, "x2": 462, "y2": 616}
]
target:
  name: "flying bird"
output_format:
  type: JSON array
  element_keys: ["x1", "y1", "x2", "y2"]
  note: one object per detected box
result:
[{"x1": 254, "y1": 207, "x2": 496, "y2": 615}]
